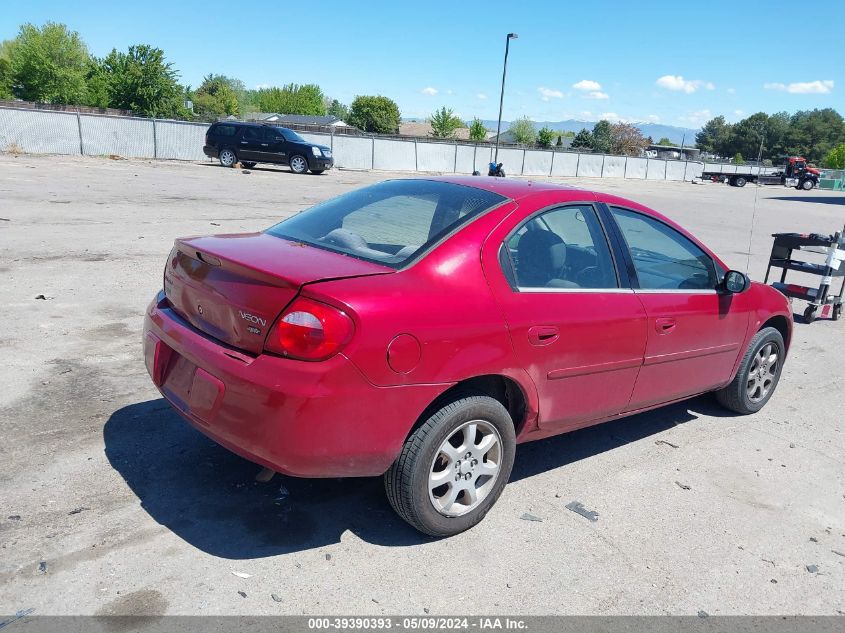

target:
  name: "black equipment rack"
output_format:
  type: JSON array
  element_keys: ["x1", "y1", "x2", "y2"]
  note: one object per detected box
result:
[{"x1": 764, "y1": 229, "x2": 845, "y2": 323}]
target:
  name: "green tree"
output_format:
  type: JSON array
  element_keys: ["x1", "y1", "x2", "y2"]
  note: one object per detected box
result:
[
  {"x1": 469, "y1": 117, "x2": 487, "y2": 141},
  {"x1": 610, "y1": 122, "x2": 649, "y2": 156},
  {"x1": 326, "y1": 98, "x2": 349, "y2": 121},
  {"x1": 784, "y1": 109, "x2": 845, "y2": 162},
  {"x1": 734, "y1": 152, "x2": 745, "y2": 165},
  {"x1": 192, "y1": 74, "x2": 240, "y2": 118},
  {"x1": 591, "y1": 120, "x2": 612, "y2": 153},
  {"x1": 99, "y1": 45, "x2": 185, "y2": 117},
  {"x1": 254, "y1": 83, "x2": 325, "y2": 116},
  {"x1": 508, "y1": 116, "x2": 536, "y2": 144},
  {"x1": 537, "y1": 126, "x2": 555, "y2": 148},
  {"x1": 429, "y1": 106, "x2": 463, "y2": 138},
  {"x1": 822, "y1": 143, "x2": 845, "y2": 169},
  {"x1": 657, "y1": 137, "x2": 673, "y2": 146},
  {"x1": 8, "y1": 22, "x2": 91, "y2": 104},
  {"x1": 695, "y1": 115, "x2": 732, "y2": 156},
  {"x1": 0, "y1": 41, "x2": 14, "y2": 99},
  {"x1": 347, "y1": 95, "x2": 401, "y2": 133},
  {"x1": 571, "y1": 128, "x2": 593, "y2": 150}
]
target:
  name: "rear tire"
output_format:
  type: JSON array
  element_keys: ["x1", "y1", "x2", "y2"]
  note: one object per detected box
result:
[
  {"x1": 219, "y1": 148, "x2": 237, "y2": 167},
  {"x1": 715, "y1": 327, "x2": 784, "y2": 414},
  {"x1": 384, "y1": 395, "x2": 516, "y2": 537},
  {"x1": 735, "y1": 176, "x2": 747, "y2": 187},
  {"x1": 289, "y1": 155, "x2": 308, "y2": 174},
  {"x1": 804, "y1": 305, "x2": 817, "y2": 323}
]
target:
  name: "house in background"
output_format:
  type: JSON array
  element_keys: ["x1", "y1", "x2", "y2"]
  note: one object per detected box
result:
[
  {"x1": 398, "y1": 121, "x2": 471, "y2": 140},
  {"x1": 242, "y1": 112, "x2": 349, "y2": 127},
  {"x1": 488, "y1": 130, "x2": 573, "y2": 149}
]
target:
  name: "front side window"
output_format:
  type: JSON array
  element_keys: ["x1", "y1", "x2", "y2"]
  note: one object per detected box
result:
[
  {"x1": 242, "y1": 127, "x2": 263, "y2": 141},
  {"x1": 267, "y1": 180, "x2": 506, "y2": 268},
  {"x1": 610, "y1": 207, "x2": 717, "y2": 290},
  {"x1": 504, "y1": 205, "x2": 618, "y2": 289},
  {"x1": 279, "y1": 128, "x2": 306, "y2": 143}
]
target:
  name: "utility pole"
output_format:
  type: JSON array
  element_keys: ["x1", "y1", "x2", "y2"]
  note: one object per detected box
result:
[{"x1": 494, "y1": 33, "x2": 518, "y2": 165}]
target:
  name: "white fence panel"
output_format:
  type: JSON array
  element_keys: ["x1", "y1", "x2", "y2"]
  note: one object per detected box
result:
[
  {"x1": 0, "y1": 108, "x2": 81, "y2": 155},
  {"x1": 603, "y1": 155, "x2": 626, "y2": 178},
  {"x1": 417, "y1": 141, "x2": 456, "y2": 172},
  {"x1": 80, "y1": 115, "x2": 154, "y2": 157},
  {"x1": 333, "y1": 135, "x2": 372, "y2": 169},
  {"x1": 474, "y1": 145, "x2": 493, "y2": 173},
  {"x1": 665, "y1": 160, "x2": 687, "y2": 181},
  {"x1": 155, "y1": 120, "x2": 208, "y2": 160},
  {"x1": 454, "y1": 145, "x2": 476, "y2": 173},
  {"x1": 523, "y1": 150, "x2": 553, "y2": 176},
  {"x1": 373, "y1": 138, "x2": 416, "y2": 171},
  {"x1": 577, "y1": 153, "x2": 603, "y2": 177},
  {"x1": 686, "y1": 161, "x2": 705, "y2": 180},
  {"x1": 551, "y1": 152, "x2": 578, "y2": 177},
  {"x1": 646, "y1": 159, "x2": 666, "y2": 180},
  {"x1": 625, "y1": 157, "x2": 647, "y2": 179},
  {"x1": 495, "y1": 148, "x2": 524, "y2": 175}
]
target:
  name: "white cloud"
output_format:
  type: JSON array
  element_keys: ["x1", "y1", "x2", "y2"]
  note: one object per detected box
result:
[
  {"x1": 646, "y1": 114, "x2": 660, "y2": 122},
  {"x1": 727, "y1": 87, "x2": 736, "y2": 94},
  {"x1": 421, "y1": 86, "x2": 438, "y2": 95},
  {"x1": 678, "y1": 109, "x2": 712, "y2": 126},
  {"x1": 538, "y1": 86, "x2": 564, "y2": 101},
  {"x1": 599, "y1": 112, "x2": 622, "y2": 121},
  {"x1": 586, "y1": 91, "x2": 609, "y2": 100},
  {"x1": 764, "y1": 80, "x2": 833, "y2": 94},
  {"x1": 734, "y1": 109, "x2": 744, "y2": 116},
  {"x1": 476, "y1": 93, "x2": 487, "y2": 100},
  {"x1": 446, "y1": 89, "x2": 453, "y2": 95},
  {"x1": 656, "y1": 75, "x2": 715, "y2": 94},
  {"x1": 255, "y1": 83, "x2": 271, "y2": 89},
  {"x1": 573, "y1": 80, "x2": 602, "y2": 91}
]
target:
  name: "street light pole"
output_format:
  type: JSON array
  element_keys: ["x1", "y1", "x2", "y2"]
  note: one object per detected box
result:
[{"x1": 494, "y1": 33, "x2": 518, "y2": 165}]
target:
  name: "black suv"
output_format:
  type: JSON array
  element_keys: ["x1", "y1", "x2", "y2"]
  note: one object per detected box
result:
[{"x1": 203, "y1": 122, "x2": 334, "y2": 174}]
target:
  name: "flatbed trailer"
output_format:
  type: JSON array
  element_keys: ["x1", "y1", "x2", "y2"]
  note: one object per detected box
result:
[{"x1": 699, "y1": 156, "x2": 820, "y2": 190}]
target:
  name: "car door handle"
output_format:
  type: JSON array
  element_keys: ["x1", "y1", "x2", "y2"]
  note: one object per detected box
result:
[
  {"x1": 655, "y1": 317, "x2": 677, "y2": 334},
  {"x1": 240, "y1": 141, "x2": 248, "y2": 144},
  {"x1": 528, "y1": 326, "x2": 559, "y2": 346},
  {"x1": 260, "y1": 143, "x2": 268, "y2": 147}
]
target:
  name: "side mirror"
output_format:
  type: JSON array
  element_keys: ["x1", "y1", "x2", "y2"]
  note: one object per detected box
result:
[{"x1": 722, "y1": 270, "x2": 750, "y2": 294}]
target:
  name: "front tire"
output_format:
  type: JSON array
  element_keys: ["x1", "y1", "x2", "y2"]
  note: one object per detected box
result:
[
  {"x1": 384, "y1": 395, "x2": 516, "y2": 537},
  {"x1": 735, "y1": 176, "x2": 747, "y2": 187},
  {"x1": 801, "y1": 179, "x2": 815, "y2": 191},
  {"x1": 289, "y1": 155, "x2": 308, "y2": 174},
  {"x1": 715, "y1": 327, "x2": 784, "y2": 414},
  {"x1": 218, "y1": 148, "x2": 237, "y2": 167}
]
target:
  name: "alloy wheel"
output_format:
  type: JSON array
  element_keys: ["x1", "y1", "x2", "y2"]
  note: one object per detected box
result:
[
  {"x1": 746, "y1": 342, "x2": 779, "y2": 403},
  {"x1": 428, "y1": 420, "x2": 502, "y2": 517},
  {"x1": 290, "y1": 156, "x2": 307, "y2": 173}
]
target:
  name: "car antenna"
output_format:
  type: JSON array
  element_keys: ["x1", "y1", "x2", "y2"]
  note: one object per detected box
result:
[{"x1": 745, "y1": 130, "x2": 766, "y2": 275}]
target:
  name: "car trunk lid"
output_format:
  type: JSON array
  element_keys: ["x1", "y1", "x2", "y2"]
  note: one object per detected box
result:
[{"x1": 164, "y1": 232, "x2": 392, "y2": 354}]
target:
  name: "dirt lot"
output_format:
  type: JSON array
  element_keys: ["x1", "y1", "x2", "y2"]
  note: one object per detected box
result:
[{"x1": 0, "y1": 154, "x2": 843, "y2": 616}]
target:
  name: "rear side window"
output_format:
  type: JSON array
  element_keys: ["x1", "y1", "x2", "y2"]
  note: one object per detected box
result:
[
  {"x1": 211, "y1": 124, "x2": 237, "y2": 137},
  {"x1": 266, "y1": 180, "x2": 507, "y2": 268},
  {"x1": 610, "y1": 207, "x2": 717, "y2": 290}
]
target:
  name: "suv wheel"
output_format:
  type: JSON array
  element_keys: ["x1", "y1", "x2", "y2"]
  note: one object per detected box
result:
[
  {"x1": 384, "y1": 394, "x2": 516, "y2": 537},
  {"x1": 289, "y1": 155, "x2": 308, "y2": 174},
  {"x1": 715, "y1": 327, "x2": 784, "y2": 414},
  {"x1": 219, "y1": 148, "x2": 237, "y2": 167}
]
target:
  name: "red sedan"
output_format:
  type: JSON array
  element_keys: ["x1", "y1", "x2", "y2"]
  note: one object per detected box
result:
[{"x1": 143, "y1": 177, "x2": 792, "y2": 536}]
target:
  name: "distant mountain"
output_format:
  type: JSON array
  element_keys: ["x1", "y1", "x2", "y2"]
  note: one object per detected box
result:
[{"x1": 480, "y1": 119, "x2": 699, "y2": 146}]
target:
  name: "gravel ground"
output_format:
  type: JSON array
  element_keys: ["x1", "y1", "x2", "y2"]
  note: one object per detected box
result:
[{"x1": 0, "y1": 154, "x2": 843, "y2": 616}]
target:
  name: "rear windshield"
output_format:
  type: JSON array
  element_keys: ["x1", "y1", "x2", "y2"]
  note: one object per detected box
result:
[
  {"x1": 266, "y1": 180, "x2": 507, "y2": 268},
  {"x1": 211, "y1": 124, "x2": 237, "y2": 136}
]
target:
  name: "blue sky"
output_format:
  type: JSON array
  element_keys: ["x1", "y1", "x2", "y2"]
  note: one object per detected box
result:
[{"x1": 3, "y1": 1, "x2": 843, "y2": 128}]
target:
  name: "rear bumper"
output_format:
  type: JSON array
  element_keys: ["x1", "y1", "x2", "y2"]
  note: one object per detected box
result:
[
  {"x1": 142, "y1": 292, "x2": 448, "y2": 477},
  {"x1": 203, "y1": 145, "x2": 217, "y2": 159}
]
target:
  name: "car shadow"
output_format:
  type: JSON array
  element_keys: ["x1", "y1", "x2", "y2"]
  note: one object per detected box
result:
[
  {"x1": 103, "y1": 395, "x2": 732, "y2": 559},
  {"x1": 769, "y1": 196, "x2": 845, "y2": 205},
  {"x1": 198, "y1": 163, "x2": 322, "y2": 175}
]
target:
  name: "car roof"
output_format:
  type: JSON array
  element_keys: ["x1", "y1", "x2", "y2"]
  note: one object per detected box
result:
[{"x1": 428, "y1": 175, "x2": 585, "y2": 201}]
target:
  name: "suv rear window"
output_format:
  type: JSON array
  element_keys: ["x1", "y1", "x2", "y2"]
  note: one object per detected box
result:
[
  {"x1": 266, "y1": 180, "x2": 507, "y2": 268},
  {"x1": 211, "y1": 124, "x2": 237, "y2": 137}
]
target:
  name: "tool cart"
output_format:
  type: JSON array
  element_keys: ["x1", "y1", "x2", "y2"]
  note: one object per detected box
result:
[{"x1": 764, "y1": 229, "x2": 845, "y2": 323}]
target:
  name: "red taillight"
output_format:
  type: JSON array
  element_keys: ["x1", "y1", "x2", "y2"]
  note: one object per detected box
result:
[{"x1": 263, "y1": 297, "x2": 354, "y2": 361}]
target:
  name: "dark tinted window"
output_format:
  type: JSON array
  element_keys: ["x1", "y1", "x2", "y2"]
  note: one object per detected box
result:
[
  {"x1": 242, "y1": 127, "x2": 263, "y2": 141},
  {"x1": 505, "y1": 205, "x2": 617, "y2": 289},
  {"x1": 266, "y1": 180, "x2": 507, "y2": 268},
  {"x1": 610, "y1": 207, "x2": 717, "y2": 290},
  {"x1": 279, "y1": 128, "x2": 306, "y2": 143},
  {"x1": 211, "y1": 124, "x2": 237, "y2": 137}
]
